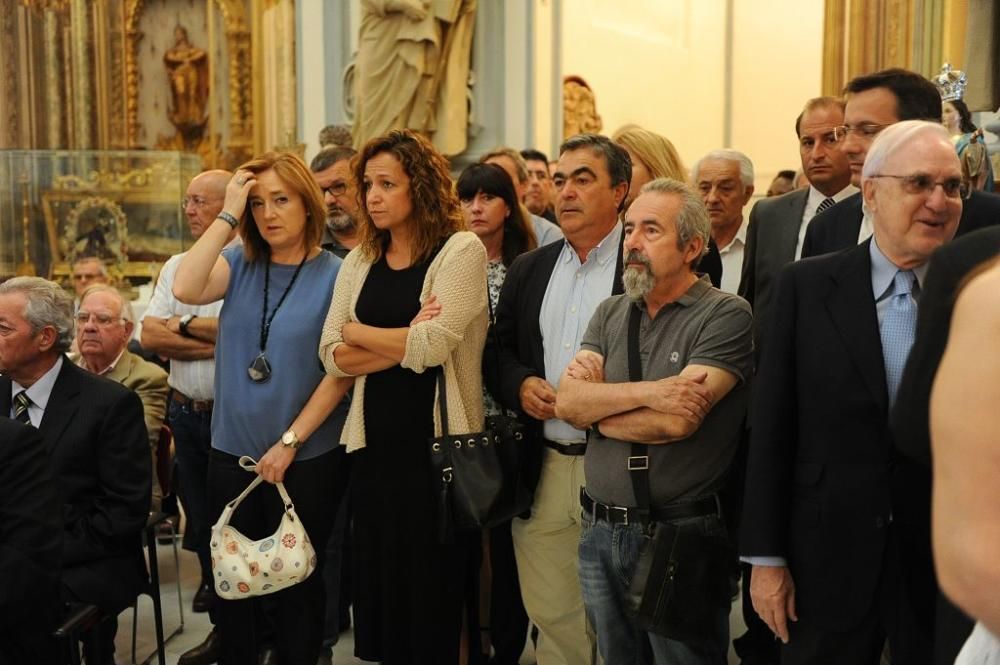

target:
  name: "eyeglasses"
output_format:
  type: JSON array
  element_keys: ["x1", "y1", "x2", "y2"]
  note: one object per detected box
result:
[
  {"x1": 76, "y1": 311, "x2": 126, "y2": 327},
  {"x1": 321, "y1": 182, "x2": 348, "y2": 197},
  {"x1": 868, "y1": 174, "x2": 970, "y2": 200},
  {"x1": 181, "y1": 195, "x2": 219, "y2": 210},
  {"x1": 831, "y1": 123, "x2": 893, "y2": 142}
]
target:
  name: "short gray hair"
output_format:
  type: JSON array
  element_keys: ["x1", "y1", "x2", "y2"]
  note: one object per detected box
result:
[
  {"x1": 0, "y1": 276, "x2": 75, "y2": 352},
  {"x1": 638, "y1": 178, "x2": 711, "y2": 260},
  {"x1": 79, "y1": 284, "x2": 134, "y2": 323},
  {"x1": 862, "y1": 120, "x2": 952, "y2": 179},
  {"x1": 691, "y1": 149, "x2": 755, "y2": 188},
  {"x1": 73, "y1": 255, "x2": 109, "y2": 278}
]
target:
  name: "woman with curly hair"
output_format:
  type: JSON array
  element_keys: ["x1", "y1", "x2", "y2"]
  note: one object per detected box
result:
[{"x1": 319, "y1": 129, "x2": 488, "y2": 664}]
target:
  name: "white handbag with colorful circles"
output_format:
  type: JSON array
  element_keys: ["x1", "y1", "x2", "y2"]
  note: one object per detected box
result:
[{"x1": 210, "y1": 456, "x2": 316, "y2": 599}]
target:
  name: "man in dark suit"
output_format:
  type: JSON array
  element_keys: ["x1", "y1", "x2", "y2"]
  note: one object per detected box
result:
[
  {"x1": 739, "y1": 96, "x2": 856, "y2": 356},
  {"x1": 0, "y1": 418, "x2": 61, "y2": 665},
  {"x1": 734, "y1": 96, "x2": 856, "y2": 665},
  {"x1": 0, "y1": 277, "x2": 150, "y2": 664},
  {"x1": 891, "y1": 224, "x2": 1000, "y2": 663},
  {"x1": 741, "y1": 121, "x2": 964, "y2": 663},
  {"x1": 802, "y1": 68, "x2": 1000, "y2": 259},
  {"x1": 486, "y1": 133, "x2": 629, "y2": 665}
]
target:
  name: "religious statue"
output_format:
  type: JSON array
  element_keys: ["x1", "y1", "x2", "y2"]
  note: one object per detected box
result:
[
  {"x1": 164, "y1": 25, "x2": 209, "y2": 137},
  {"x1": 351, "y1": 0, "x2": 477, "y2": 157},
  {"x1": 936, "y1": 63, "x2": 995, "y2": 193},
  {"x1": 563, "y1": 76, "x2": 603, "y2": 140}
]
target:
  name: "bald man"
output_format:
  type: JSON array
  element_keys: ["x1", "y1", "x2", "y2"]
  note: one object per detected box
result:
[{"x1": 141, "y1": 169, "x2": 237, "y2": 664}]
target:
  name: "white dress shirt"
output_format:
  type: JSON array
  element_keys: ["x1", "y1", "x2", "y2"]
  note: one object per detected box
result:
[
  {"x1": 142, "y1": 251, "x2": 222, "y2": 400},
  {"x1": 718, "y1": 219, "x2": 748, "y2": 294},
  {"x1": 796, "y1": 184, "x2": 859, "y2": 260},
  {"x1": 9, "y1": 355, "x2": 63, "y2": 428}
]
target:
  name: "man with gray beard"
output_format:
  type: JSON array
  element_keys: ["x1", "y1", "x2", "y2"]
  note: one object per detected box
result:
[
  {"x1": 555, "y1": 178, "x2": 752, "y2": 663},
  {"x1": 311, "y1": 146, "x2": 360, "y2": 258}
]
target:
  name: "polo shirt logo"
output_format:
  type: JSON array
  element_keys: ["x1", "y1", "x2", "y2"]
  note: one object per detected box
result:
[{"x1": 670, "y1": 351, "x2": 680, "y2": 363}]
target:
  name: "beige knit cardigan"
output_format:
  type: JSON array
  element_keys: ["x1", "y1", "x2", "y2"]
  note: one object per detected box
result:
[{"x1": 319, "y1": 231, "x2": 488, "y2": 452}]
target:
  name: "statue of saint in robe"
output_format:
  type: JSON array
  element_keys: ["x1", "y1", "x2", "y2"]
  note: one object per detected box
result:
[
  {"x1": 164, "y1": 26, "x2": 209, "y2": 135},
  {"x1": 563, "y1": 76, "x2": 603, "y2": 140},
  {"x1": 352, "y1": 0, "x2": 476, "y2": 156}
]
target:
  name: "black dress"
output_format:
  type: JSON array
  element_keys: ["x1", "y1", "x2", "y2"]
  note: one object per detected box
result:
[{"x1": 351, "y1": 254, "x2": 477, "y2": 664}]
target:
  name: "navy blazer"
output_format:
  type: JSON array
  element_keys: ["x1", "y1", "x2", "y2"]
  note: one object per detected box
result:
[
  {"x1": 485, "y1": 236, "x2": 624, "y2": 496},
  {"x1": 0, "y1": 359, "x2": 150, "y2": 613},
  {"x1": 741, "y1": 240, "x2": 904, "y2": 632}
]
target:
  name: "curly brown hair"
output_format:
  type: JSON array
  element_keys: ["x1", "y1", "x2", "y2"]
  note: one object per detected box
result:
[
  {"x1": 236, "y1": 151, "x2": 326, "y2": 263},
  {"x1": 354, "y1": 130, "x2": 466, "y2": 264}
]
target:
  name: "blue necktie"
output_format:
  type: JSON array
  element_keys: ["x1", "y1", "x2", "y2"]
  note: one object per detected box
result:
[{"x1": 880, "y1": 270, "x2": 918, "y2": 406}]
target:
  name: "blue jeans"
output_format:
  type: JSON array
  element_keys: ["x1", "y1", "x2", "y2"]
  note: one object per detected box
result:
[
  {"x1": 167, "y1": 398, "x2": 214, "y2": 584},
  {"x1": 578, "y1": 508, "x2": 730, "y2": 665}
]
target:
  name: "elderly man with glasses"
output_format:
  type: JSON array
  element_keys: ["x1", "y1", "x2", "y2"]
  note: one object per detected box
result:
[
  {"x1": 139, "y1": 169, "x2": 238, "y2": 664},
  {"x1": 741, "y1": 120, "x2": 965, "y2": 664},
  {"x1": 74, "y1": 284, "x2": 169, "y2": 508},
  {"x1": 802, "y1": 68, "x2": 1000, "y2": 258}
]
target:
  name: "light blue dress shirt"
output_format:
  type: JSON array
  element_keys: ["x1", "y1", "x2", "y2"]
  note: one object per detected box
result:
[
  {"x1": 531, "y1": 213, "x2": 565, "y2": 247},
  {"x1": 539, "y1": 222, "x2": 622, "y2": 443},
  {"x1": 744, "y1": 237, "x2": 929, "y2": 568},
  {"x1": 869, "y1": 237, "x2": 926, "y2": 322}
]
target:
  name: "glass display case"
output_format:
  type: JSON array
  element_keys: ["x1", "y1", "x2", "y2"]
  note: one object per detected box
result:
[{"x1": 0, "y1": 149, "x2": 201, "y2": 289}]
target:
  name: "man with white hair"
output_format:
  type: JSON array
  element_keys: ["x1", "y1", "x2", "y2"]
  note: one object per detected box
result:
[
  {"x1": 0, "y1": 276, "x2": 149, "y2": 664},
  {"x1": 740, "y1": 121, "x2": 964, "y2": 663},
  {"x1": 692, "y1": 149, "x2": 755, "y2": 293},
  {"x1": 74, "y1": 284, "x2": 169, "y2": 507},
  {"x1": 555, "y1": 178, "x2": 752, "y2": 662}
]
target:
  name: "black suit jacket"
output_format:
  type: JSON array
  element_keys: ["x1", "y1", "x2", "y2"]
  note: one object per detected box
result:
[
  {"x1": 801, "y1": 190, "x2": 1000, "y2": 258},
  {"x1": 891, "y1": 225, "x2": 1000, "y2": 663},
  {"x1": 0, "y1": 419, "x2": 61, "y2": 665},
  {"x1": 738, "y1": 187, "x2": 809, "y2": 358},
  {"x1": 741, "y1": 241, "x2": 906, "y2": 632},
  {"x1": 0, "y1": 359, "x2": 151, "y2": 613},
  {"x1": 485, "y1": 235, "x2": 624, "y2": 496}
]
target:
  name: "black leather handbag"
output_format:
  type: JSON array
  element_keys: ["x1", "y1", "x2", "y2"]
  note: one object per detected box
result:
[
  {"x1": 621, "y1": 305, "x2": 735, "y2": 643},
  {"x1": 428, "y1": 289, "x2": 532, "y2": 543}
]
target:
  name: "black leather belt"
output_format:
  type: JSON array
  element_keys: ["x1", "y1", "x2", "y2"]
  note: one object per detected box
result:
[
  {"x1": 171, "y1": 390, "x2": 214, "y2": 413},
  {"x1": 543, "y1": 439, "x2": 587, "y2": 456},
  {"x1": 580, "y1": 490, "x2": 719, "y2": 526}
]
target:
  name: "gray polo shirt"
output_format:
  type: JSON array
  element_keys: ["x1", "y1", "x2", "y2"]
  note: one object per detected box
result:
[{"x1": 581, "y1": 275, "x2": 753, "y2": 507}]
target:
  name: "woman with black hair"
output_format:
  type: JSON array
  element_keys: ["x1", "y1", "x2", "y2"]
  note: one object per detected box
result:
[{"x1": 455, "y1": 162, "x2": 537, "y2": 664}]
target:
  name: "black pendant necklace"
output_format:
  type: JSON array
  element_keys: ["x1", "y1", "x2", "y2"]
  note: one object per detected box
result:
[{"x1": 248, "y1": 252, "x2": 308, "y2": 383}]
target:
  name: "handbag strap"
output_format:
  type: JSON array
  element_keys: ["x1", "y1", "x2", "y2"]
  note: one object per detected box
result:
[
  {"x1": 232, "y1": 455, "x2": 296, "y2": 509},
  {"x1": 625, "y1": 305, "x2": 653, "y2": 515},
  {"x1": 436, "y1": 368, "x2": 451, "y2": 438}
]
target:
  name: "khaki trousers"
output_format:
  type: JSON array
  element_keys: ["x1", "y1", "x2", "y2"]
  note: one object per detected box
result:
[{"x1": 512, "y1": 448, "x2": 597, "y2": 665}]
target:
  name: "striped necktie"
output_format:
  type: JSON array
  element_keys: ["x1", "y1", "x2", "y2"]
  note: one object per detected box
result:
[
  {"x1": 815, "y1": 197, "x2": 836, "y2": 216},
  {"x1": 13, "y1": 391, "x2": 31, "y2": 425}
]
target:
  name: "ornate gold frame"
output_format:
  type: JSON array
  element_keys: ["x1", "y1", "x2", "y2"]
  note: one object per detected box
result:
[
  {"x1": 122, "y1": 0, "x2": 252, "y2": 161},
  {"x1": 40, "y1": 161, "x2": 194, "y2": 282}
]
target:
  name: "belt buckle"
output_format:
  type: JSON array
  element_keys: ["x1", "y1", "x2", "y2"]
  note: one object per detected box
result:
[
  {"x1": 610, "y1": 505, "x2": 630, "y2": 526},
  {"x1": 627, "y1": 455, "x2": 649, "y2": 471}
]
